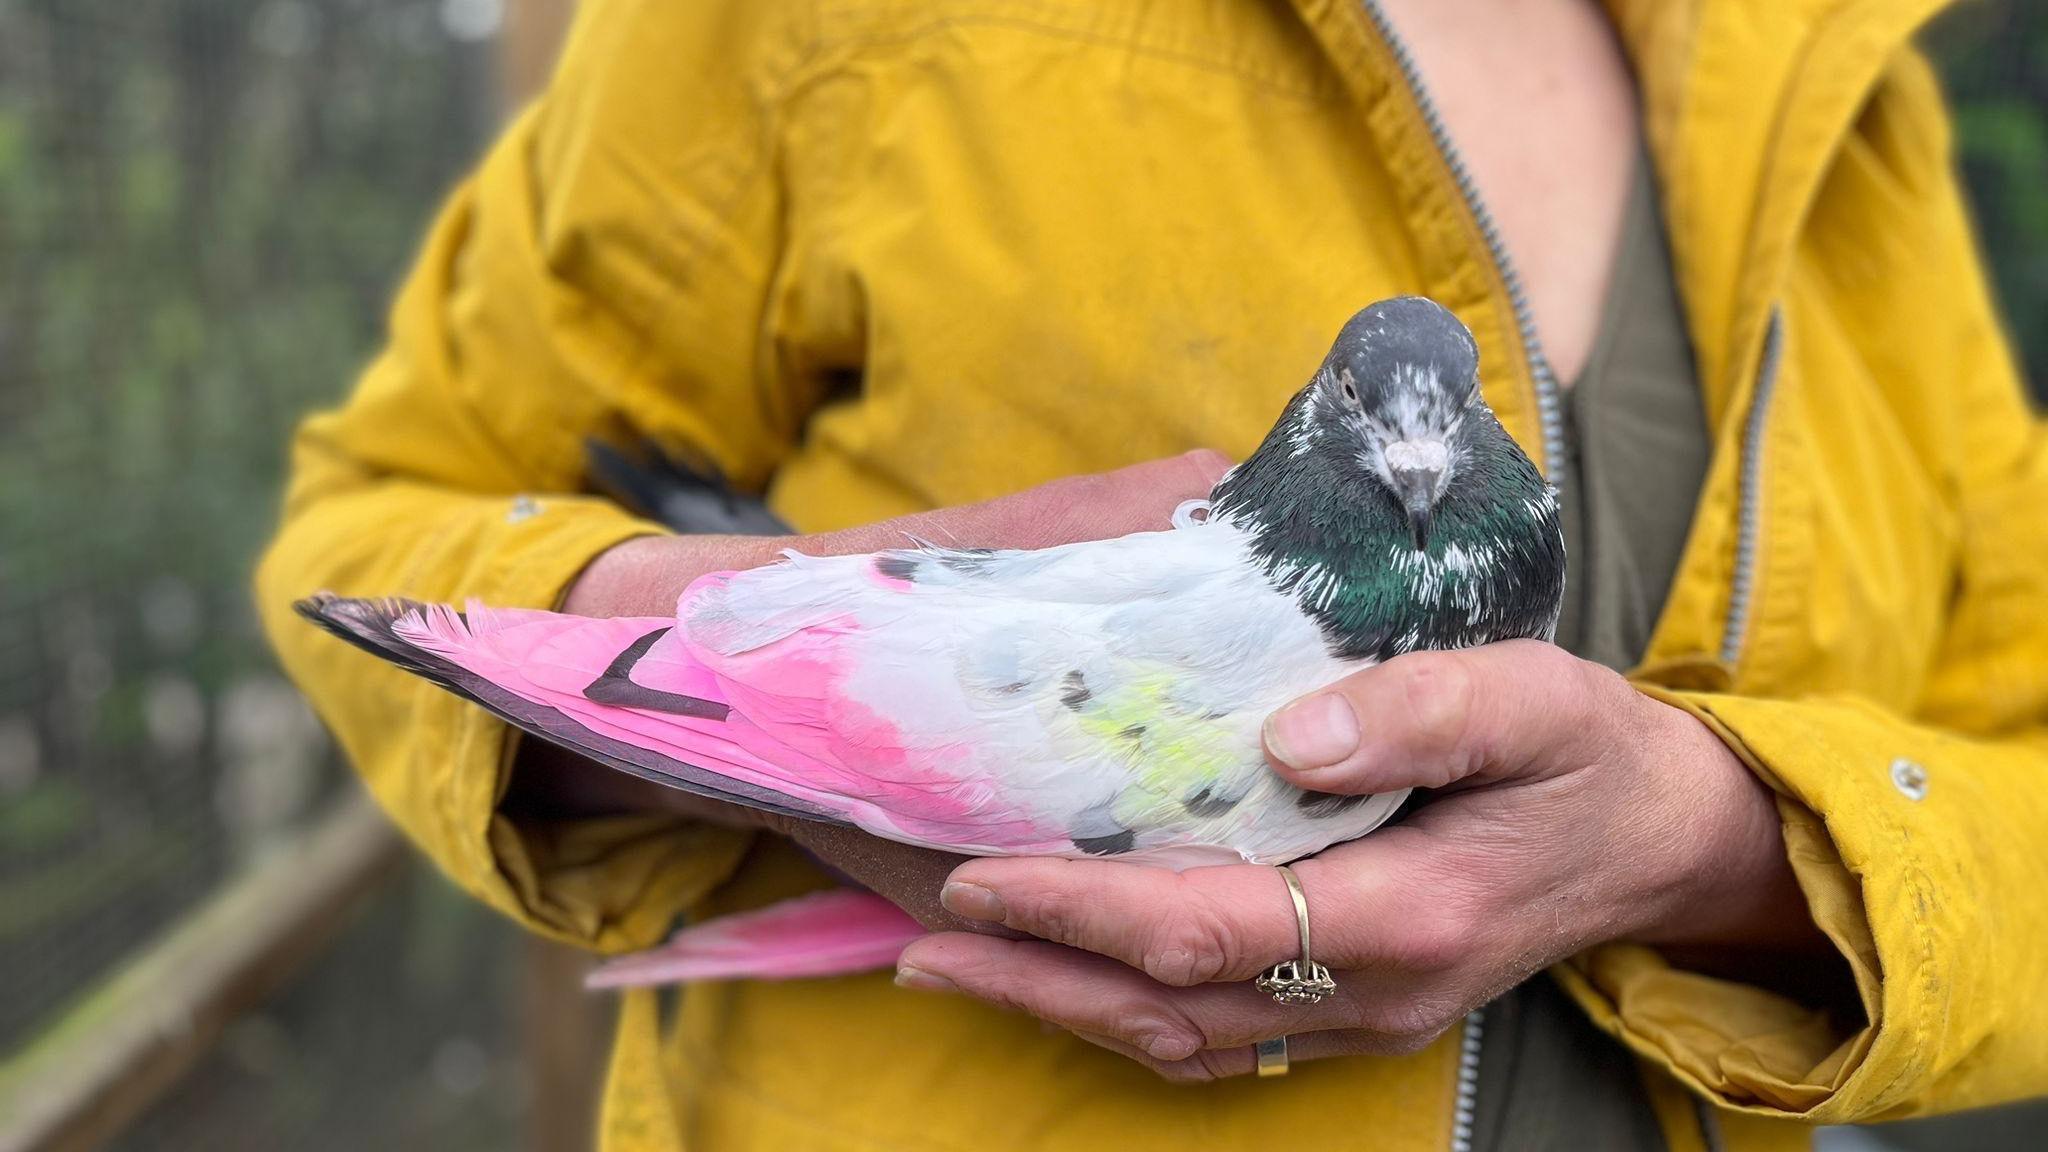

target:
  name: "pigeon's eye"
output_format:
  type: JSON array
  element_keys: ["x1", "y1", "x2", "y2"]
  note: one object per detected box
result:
[{"x1": 1341, "y1": 378, "x2": 1359, "y2": 404}]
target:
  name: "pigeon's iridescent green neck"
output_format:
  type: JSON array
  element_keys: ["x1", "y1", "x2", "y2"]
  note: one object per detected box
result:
[{"x1": 1210, "y1": 392, "x2": 1564, "y2": 662}]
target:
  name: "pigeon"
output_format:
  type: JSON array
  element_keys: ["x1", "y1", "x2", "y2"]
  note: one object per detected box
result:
[{"x1": 298, "y1": 296, "x2": 1566, "y2": 985}]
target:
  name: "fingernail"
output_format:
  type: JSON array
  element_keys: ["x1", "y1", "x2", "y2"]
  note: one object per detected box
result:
[
  {"x1": 1138, "y1": 1030, "x2": 1199, "y2": 1062},
  {"x1": 941, "y1": 881, "x2": 1005, "y2": 921},
  {"x1": 1265, "y1": 694, "x2": 1360, "y2": 770},
  {"x1": 894, "y1": 965, "x2": 956, "y2": 992}
]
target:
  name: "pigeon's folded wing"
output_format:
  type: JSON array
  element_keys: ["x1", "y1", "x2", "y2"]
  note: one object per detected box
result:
[{"x1": 301, "y1": 519, "x2": 1385, "y2": 866}]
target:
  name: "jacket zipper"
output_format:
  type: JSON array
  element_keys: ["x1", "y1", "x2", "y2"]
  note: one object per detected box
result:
[
  {"x1": 1356, "y1": 0, "x2": 1568, "y2": 489},
  {"x1": 1349, "y1": 4, "x2": 1555, "y2": 1146},
  {"x1": 1449, "y1": 1009, "x2": 1485, "y2": 1152},
  {"x1": 1718, "y1": 309, "x2": 1786, "y2": 667},
  {"x1": 1350, "y1": 4, "x2": 1786, "y2": 1145}
]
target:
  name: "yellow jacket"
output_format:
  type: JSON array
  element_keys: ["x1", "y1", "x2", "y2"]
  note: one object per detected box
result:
[{"x1": 256, "y1": 1, "x2": 2048, "y2": 1149}]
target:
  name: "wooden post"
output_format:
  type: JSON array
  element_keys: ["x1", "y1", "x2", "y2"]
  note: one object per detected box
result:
[
  {"x1": 500, "y1": 0, "x2": 579, "y2": 105},
  {"x1": 495, "y1": 7, "x2": 616, "y2": 1150},
  {"x1": 520, "y1": 937, "x2": 613, "y2": 1152}
]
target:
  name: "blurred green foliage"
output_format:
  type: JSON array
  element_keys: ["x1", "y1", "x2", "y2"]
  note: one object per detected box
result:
[{"x1": 1927, "y1": 2, "x2": 2048, "y2": 388}]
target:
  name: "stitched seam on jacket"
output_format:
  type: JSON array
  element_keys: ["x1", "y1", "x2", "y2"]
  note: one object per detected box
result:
[
  {"x1": 1721, "y1": 1, "x2": 1913, "y2": 685},
  {"x1": 1803, "y1": 700, "x2": 1937, "y2": 1114},
  {"x1": 1761, "y1": 5, "x2": 1960, "y2": 1111}
]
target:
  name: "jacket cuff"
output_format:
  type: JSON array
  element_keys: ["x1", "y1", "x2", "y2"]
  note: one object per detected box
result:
[
  {"x1": 1557, "y1": 687, "x2": 1942, "y2": 1122},
  {"x1": 351, "y1": 494, "x2": 753, "y2": 951}
]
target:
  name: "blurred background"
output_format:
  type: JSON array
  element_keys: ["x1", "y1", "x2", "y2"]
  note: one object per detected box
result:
[{"x1": 0, "y1": 2, "x2": 2040, "y2": 1150}]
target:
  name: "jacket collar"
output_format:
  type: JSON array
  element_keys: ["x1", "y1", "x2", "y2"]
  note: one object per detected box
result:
[
  {"x1": 1599, "y1": 0, "x2": 1959, "y2": 427},
  {"x1": 1286, "y1": 0, "x2": 1958, "y2": 430}
]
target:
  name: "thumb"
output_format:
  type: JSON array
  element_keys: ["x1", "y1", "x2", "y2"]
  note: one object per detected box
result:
[{"x1": 1261, "y1": 641, "x2": 1625, "y2": 795}]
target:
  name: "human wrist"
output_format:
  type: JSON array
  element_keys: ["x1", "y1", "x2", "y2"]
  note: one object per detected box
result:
[
  {"x1": 1622, "y1": 704, "x2": 1825, "y2": 956},
  {"x1": 560, "y1": 533, "x2": 784, "y2": 618}
]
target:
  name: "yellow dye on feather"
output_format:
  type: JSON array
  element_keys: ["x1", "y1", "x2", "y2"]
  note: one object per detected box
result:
[{"x1": 1071, "y1": 672, "x2": 1238, "y2": 825}]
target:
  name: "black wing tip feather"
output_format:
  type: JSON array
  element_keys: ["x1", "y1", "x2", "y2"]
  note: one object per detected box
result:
[
  {"x1": 294, "y1": 593, "x2": 464, "y2": 691},
  {"x1": 291, "y1": 592, "x2": 848, "y2": 829},
  {"x1": 293, "y1": 592, "x2": 430, "y2": 647}
]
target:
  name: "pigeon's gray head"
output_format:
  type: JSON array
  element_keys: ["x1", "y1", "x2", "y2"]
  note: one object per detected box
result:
[
  {"x1": 1208, "y1": 297, "x2": 1565, "y2": 660},
  {"x1": 1304, "y1": 297, "x2": 1481, "y2": 549}
]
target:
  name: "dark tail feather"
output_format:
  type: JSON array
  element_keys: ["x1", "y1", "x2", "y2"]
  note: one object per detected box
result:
[
  {"x1": 293, "y1": 593, "x2": 850, "y2": 828},
  {"x1": 584, "y1": 437, "x2": 791, "y2": 536}
]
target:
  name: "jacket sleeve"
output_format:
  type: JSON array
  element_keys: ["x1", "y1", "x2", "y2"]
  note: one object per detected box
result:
[
  {"x1": 1558, "y1": 52, "x2": 2048, "y2": 1124},
  {"x1": 254, "y1": 0, "x2": 823, "y2": 951}
]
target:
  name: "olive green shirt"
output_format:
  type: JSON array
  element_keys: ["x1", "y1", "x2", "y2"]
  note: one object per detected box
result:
[
  {"x1": 1475, "y1": 152, "x2": 1710, "y2": 1150},
  {"x1": 1551, "y1": 151, "x2": 1710, "y2": 672}
]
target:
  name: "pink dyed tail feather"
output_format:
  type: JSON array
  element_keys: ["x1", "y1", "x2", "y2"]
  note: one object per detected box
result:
[
  {"x1": 587, "y1": 889, "x2": 926, "y2": 988},
  {"x1": 314, "y1": 594, "x2": 1065, "y2": 856}
]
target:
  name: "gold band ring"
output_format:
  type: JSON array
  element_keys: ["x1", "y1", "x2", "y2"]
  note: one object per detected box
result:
[
  {"x1": 1255, "y1": 1035, "x2": 1291, "y2": 1077},
  {"x1": 1254, "y1": 865, "x2": 1337, "y2": 1005}
]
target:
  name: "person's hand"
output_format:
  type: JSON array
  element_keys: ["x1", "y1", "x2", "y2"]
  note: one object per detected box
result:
[
  {"x1": 892, "y1": 641, "x2": 1836, "y2": 1076},
  {"x1": 512, "y1": 450, "x2": 1234, "y2": 931}
]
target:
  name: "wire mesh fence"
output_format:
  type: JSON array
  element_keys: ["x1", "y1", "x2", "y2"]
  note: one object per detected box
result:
[
  {"x1": 0, "y1": 0, "x2": 523, "y2": 1145},
  {"x1": 107, "y1": 865, "x2": 532, "y2": 1152},
  {"x1": 0, "y1": 1, "x2": 2041, "y2": 1150}
]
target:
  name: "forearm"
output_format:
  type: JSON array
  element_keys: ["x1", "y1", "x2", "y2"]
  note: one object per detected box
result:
[{"x1": 558, "y1": 533, "x2": 788, "y2": 618}]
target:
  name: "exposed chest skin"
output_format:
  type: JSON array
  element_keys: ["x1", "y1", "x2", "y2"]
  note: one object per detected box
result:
[{"x1": 1375, "y1": 0, "x2": 1641, "y2": 385}]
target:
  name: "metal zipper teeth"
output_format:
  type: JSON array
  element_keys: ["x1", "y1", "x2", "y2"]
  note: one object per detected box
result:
[
  {"x1": 1718, "y1": 309, "x2": 1786, "y2": 667},
  {"x1": 1449, "y1": 1008, "x2": 1486, "y2": 1152},
  {"x1": 1356, "y1": 0, "x2": 1569, "y2": 490}
]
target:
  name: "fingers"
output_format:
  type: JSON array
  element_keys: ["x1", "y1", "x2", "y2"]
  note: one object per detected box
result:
[
  {"x1": 938, "y1": 857, "x2": 1298, "y2": 985},
  {"x1": 985, "y1": 450, "x2": 1235, "y2": 547},
  {"x1": 905, "y1": 831, "x2": 1561, "y2": 1082},
  {"x1": 564, "y1": 451, "x2": 1233, "y2": 615},
  {"x1": 1162, "y1": 447, "x2": 1236, "y2": 491},
  {"x1": 1262, "y1": 640, "x2": 1637, "y2": 795},
  {"x1": 936, "y1": 849, "x2": 1422, "y2": 985},
  {"x1": 1025, "y1": 450, "x2": 1235, "y2": 546},
  {"x1": 780, "y1": 823, "x2": 1025, "y2": 935},
  {"x1": 896, "y1": 932, "x2": 1467, "y2": 1079}
]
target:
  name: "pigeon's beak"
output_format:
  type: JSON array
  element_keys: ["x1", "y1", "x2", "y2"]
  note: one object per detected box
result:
[
  {"x1": 1384, "y1": 440, "x2": 1448, "y2": 551},
  {"x1": 1402, "y1": 491, "x2": 1434, "y2": 551}
]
